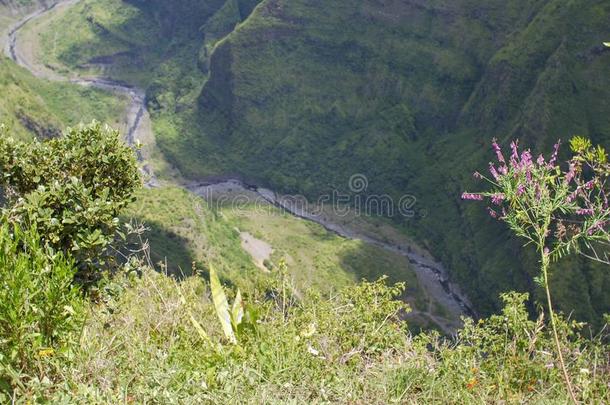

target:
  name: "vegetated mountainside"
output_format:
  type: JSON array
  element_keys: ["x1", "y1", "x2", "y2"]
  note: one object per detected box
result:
[
  {"x1": 33, "y1": 0, "x2": 610, "y2": 324},
  {"x1": 157, "y1": 0, "x2": 610, "y2": 323},
  {"x1": 32, "y1": 0, "x2": 456, "y2": 331},
  {"x1": 126, "y1": 0, "x2": 260, "y2": 42},
  {"x1": 0, "y1": 58, "x2": 127, "y2": 139},
  {"x1": 0, "y1": 1, "x2": 127, "y2": 139},
  {"x1": 37, "y1": 0, "x2": 262, "y2": 93}
]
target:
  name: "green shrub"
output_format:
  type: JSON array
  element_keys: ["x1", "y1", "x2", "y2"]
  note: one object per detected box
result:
[
  {"x1": 0, "y1": 122, "x2": 141, "y2": 280},
  {"x1": 0, "y1": 220, "x2": 85, "y2": 398},
  {"x1": 386, "y1": 293, "x2": 610, "y2": 403}
]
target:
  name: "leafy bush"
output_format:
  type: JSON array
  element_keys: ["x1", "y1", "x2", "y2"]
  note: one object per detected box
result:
[
  {"x1": 0, "y1": 122, "x2": 140, "y2": 280},
  {"x1": 0, "y1": 220, "x2": 84, "y2": 398},
  {"x1": 387, "y1": 293, "x2": 609, "y2": 403}
]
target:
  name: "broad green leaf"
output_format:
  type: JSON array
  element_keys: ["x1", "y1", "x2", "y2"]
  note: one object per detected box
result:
[
  {"x1": 209, "y1": 265, "x2": 236, "y2": 344},
  {"x1": 231, "y1": 289, "x2": 244, "y2": 328},
  {"x1": 189, "y1": 314, "x2": 211, "y2": 343}
]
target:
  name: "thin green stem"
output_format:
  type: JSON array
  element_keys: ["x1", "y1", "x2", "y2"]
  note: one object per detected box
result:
[{"x1": 541, "y1": 250, "x2": 578, "y2": 404}]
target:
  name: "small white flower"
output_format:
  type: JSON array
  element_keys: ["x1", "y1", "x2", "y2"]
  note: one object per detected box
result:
[{"x1": 307, "y1": 345, "x2": 319, "y2": 356}]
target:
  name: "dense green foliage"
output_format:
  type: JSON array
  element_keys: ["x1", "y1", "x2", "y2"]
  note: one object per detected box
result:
[
  {"x1": 0, "y1": 122, "x2": 140, "y2": 279},
  {"x1": 0, "y1": 222, "x2": 84, "y2": 391}
]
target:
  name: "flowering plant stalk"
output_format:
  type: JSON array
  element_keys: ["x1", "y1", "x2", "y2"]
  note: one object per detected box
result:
[{"x1": 463, "y1": 136, "x2": 610, "y2": 404}]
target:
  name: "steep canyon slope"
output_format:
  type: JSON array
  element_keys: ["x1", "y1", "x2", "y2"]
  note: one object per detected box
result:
[
  {"x1": 181, "y1": 0, "x2": 610, "y2": 322},
  {"x1": 25, "y1": 0, "x2": 610, "y2": 324}
]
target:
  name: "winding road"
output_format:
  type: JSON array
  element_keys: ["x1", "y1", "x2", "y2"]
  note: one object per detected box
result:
[{"x1": 4, "y1": 0, "x2": 476, "y2": 334}]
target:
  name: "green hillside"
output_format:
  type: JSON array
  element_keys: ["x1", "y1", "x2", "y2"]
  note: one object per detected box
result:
[
  {"x1": 0, "y1": 1, "x2": 127, "y2": 139},
  {"x1": 180, "y1": 0, "x2": 610, "y2": 322},
  {"x1": 0, "y1": 57, "x2": 127, "y2": 139},
  {"x1": 33, "y1": 0, "x2": 610, "y2": 324}
]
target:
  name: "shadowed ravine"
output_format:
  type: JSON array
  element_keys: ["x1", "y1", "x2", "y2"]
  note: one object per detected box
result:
[{"x1": 5, "y1": 0, "x2": 476, "y2": 334}]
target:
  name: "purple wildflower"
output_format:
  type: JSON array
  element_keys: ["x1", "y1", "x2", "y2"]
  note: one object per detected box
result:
[
  {"x1": 492, "y1": 138, "x2": 506, "y2": 164},
  {"x1": 462, "y1": 192, "x2": 483, "y2": 201},
  {"x1": 575, "y1": 208, "x2": 595, "y2": 216},
  {"x1": 566, "y1": 191, "x2": 578, "y2": 203},
  {"x1": 520, "y1": 150, "x2": 534, "y2": 182},
  {"x1": 548, "y1": 140, "x2": 561, "y2": 167},
  {"x1": 510, "y1": 140, "x2": 519, "y2": 167},
  {"x1": 491, "y1": 193, "x2": 505, "y2": 205},
  {"x1": 487, "y1": 207, "x2": 498, "y2": 219},
  {"x1": 587, "y1": 221, "x2": 606, "y2": 235},
  {"x1": 537, "y1": 154, "x2": 545, "y2": 166},
  {"x1": 489, "y1": 164, "x2": 499, "y2": 180},
  {"x1": 521, "y1": 150, "x2": 533, "y2": 169},
  {"x1": 516, "y1": 183, "x2": 526, "y2": 196},
  {"x1": 584, "y1": 180, "x2": 595, "y2": 190}
]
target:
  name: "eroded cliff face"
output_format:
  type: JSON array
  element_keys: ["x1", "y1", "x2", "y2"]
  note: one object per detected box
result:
[{"x1": 188, "y1": 0, "x2": 610, "y2": 321}]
